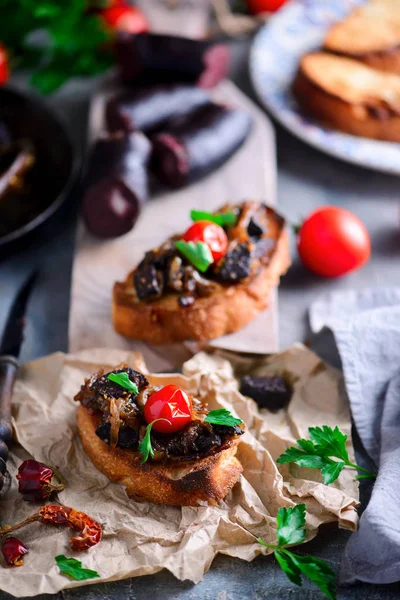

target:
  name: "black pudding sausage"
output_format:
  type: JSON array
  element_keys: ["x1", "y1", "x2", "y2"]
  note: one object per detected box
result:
[
  {"x1": 82, "y1": 132, "x2": 151, "y2": 238},
  {"x1": 151, "y1": 103, "x2": 252, "y2": 188},
  {"x1": 106, "y1": 84, "x2": 210, "y2": 134},
  {"x1": 115, "y1": 32, "x2": 230, "y2": 89}
]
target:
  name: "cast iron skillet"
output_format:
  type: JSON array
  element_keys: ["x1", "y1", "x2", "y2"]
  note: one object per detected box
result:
[{"x1": 0, "y1": 86, "x2": 78, "y2": 257}]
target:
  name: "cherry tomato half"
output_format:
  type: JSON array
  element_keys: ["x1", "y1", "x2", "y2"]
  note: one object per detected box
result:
[
  {"x1": 183, "y1": 220, "x2": 228, "y2": 262},
  {"x1": 144, "y1": 385, "x2": 192, "y2": 434},
  {"x1": 0, "y1": 44, "x2": 9, "y2": 85},
  {"x1": 246, "y1": 0, "x2": 287, "y2": 14},
  {"x1": 297, "y1": 206, "x2": 371, "y2": 278},
  {"x1": 100, "y1": 5, "x2": 149, "y2": 34}
]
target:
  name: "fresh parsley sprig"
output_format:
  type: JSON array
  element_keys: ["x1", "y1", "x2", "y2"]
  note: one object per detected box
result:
[
  {"x1": 175, "y1": 240, "x2": 214, "y2": 273},
  {"x1": 205, "y1": 408, "x2": 243, "y2": 428},
  {"x1": 258, "y1": 504, "x2": 336, "y2": 600},
  {"x1": 2, "y1": 0, "x2": 113, "y2": 94},
  {"x1": 277, "y1": 425, "x2": 376, "y2": 485},
  {"x1": 190, "y1": 210, "x2": 237, "y2": 227},
  {"x1": 107, "y1": 372, "x2": 139, "y2": 395},
  {"x1": 139, "y1": 419, "x2": 171, "y2": 464},
  {"x1": 55, "y1": 555, "x2": 100, "y2": 581}
]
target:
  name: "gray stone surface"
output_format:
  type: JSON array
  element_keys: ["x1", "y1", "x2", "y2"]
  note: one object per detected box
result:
[{"x1": 1, "y1": 40, "x2": 400, "y2": 599}]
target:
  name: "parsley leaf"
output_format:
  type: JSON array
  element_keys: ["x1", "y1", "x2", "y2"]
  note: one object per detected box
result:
[
  {"x1": 175, "y1": 240, "x2": 213, "y2": 273},
  {"x1": 205, "y1": 408, "x2": 243, "y2": 428},
  {"x1": 107, "y1": 372, "x2": 138, "y2": 395},
  {"x1": 309, "y1": 426, "x2": 349, "y2": 462},
  {"x1": 55, "y1": 555, "x2": 100, "y2": 581},
  {"x1": 274, "y1": 549, "x2": 302, "y2": 586},
  {"x1": 276, "y1": 504, "x2": 306, "y2": 547},
  {"x1": 139, "y1": 419, "x2": 171, "y2": 465},
  {"x1": 190, "y1": 210, "x2": 237, "y2": 227},
  {"x1": 277, "y1": 425, "x2": 375, "y2": 484},
  {"x1": 258, "y1": 504, "x2": 337, "y2": 600},
  {"x1": 2, "y1": 0, "x2": 113, "y2": 94},
  {"x1": 285, "y1": 552, "x2": 337, "y2": 600}
]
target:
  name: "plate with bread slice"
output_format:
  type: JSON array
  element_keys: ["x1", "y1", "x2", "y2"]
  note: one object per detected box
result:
[{"x1": 250, "y1": 0, "x2": 400, "y2": 174}]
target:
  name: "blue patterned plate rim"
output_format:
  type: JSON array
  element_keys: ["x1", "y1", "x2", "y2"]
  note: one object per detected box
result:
[{"x1": 249, "y1": 0, "x2": 400, "y2": 176}]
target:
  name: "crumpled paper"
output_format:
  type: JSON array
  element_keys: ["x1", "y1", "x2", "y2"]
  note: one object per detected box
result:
[{"x1": 0, "y1": 344, "x2": 358, "y2": 597}]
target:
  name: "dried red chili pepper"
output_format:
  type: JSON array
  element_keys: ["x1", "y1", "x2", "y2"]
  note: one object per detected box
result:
[
  {"x1": 2, "y1": 537, "x2": 28, "y2": 567},
  {"x1": 39, "y1": 505, "x2": 102, "y2": 551},
  {"x1": 17, "y1": 460, "x2": 66, "y2": 502},
  {"x1": 0, "y1": 505, "x2": 102, "y2": 552}
]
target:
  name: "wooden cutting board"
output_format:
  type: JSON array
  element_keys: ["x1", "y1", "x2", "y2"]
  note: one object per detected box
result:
[{"x1": 69, "y1": 78, "x2": 279, "y2": 371}]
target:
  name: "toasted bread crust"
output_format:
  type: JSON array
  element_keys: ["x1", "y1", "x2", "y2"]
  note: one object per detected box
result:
[
  {"x1": 293, "y1": 53, "x2": 400, "y2": 142},
  {"x1": 324, "y1": 0, "x2": 400, "y2": 73},
  {"x1": 112, "y1": 208, "x2": 290, "y2": 344},
  {"x1": 77, "y1": 405, "x2": 243, "y2": 506},
  {"x1": 331, "y1": 47, "x2": 400, "y2": 76}
]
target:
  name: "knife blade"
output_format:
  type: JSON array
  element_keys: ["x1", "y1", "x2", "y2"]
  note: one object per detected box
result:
[{"x1": 0, "y1": 271, "x2": 37, "y2": 493}]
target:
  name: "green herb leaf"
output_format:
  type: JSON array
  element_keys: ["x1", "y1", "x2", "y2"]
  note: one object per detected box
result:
[
  {"x1": 190, "y1": 210, "x2": 237, "y2": 227},
  {"x1": 309, "y1": 426, "x2": 349, "y2": 463},
  {"x1": 4, "y1": 1, "x2": 113, "y2": 94},
  {"x1": 276, "y1": 505, "x2": 306, "y2": 547},
  {"x1": 139, "y1": 419, "x2": 171, "y2": 465},
  {"x1": 276, "y1": 425, "x2": 366, "y2": 485},
  {"x1": 282, "y1": 551, "x2": 337, "y2": 600},
  {"x1": 107, "y1": 372, "x2": 138, "y2": 395},
  {"x1": 321, "y1": 461, "x2": 346, "y2": 485},
  {"x1": 274, "y1": 549, "x2": 302, "y2": 586},
  {"x1": 205, "y1": 408, "x2": 243, "y2": 428},
  {"x1": 55, "y1": 555, "x2": 100, "y2": 581},
  {"x1": 175, "y1": 240, "x2": 213, "y2": 273},
  {"x1": 257, "y1": 503, "x2": 337, "y2": 600},
  {"x1": 30, "y1": 68, "x2": 70, "y2": 96}
]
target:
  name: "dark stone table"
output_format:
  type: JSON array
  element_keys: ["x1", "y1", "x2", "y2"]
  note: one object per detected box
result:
[{"x1": 1, "y1": 40, "x2": 400, "y2": 599}]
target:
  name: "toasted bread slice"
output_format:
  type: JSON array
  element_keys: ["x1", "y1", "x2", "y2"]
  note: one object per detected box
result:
[
  {"x1": 77, "y1": 405, "x2": 243, "y2": 506},
  {"x1": 293, "y1": 52, "x2": 400, "y2": 141},
  {"x1": 112, "y1": 203, "x2": 290, "y2": 344},
  {"x1": 324, "y1": 0, "x2": 400, "y2": 74}
]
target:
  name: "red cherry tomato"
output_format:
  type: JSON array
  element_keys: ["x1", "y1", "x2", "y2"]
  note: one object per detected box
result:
[
  {"x1": 183, "y1": 220, "x2": 228, "y2": 263},
  {"x1": 246, "y1": 0, "x2": 287, "y2": 14},
  {"x1": 297, "y1": 206, "x2": 371, "y2": 278},
  {"x1": 100, "y1": 5, "x2": 149, "y2": 34},
  {"x1": 0, "y1": 44, "x2": 9, "y2": 85},
  {"x1": 144, "y1": 385, "x2": 192, "y2": 434}
]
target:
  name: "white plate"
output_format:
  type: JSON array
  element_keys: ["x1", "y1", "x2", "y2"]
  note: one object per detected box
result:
[{"x1": 249, "y1": 0, "x2": 400, "y2": 175}]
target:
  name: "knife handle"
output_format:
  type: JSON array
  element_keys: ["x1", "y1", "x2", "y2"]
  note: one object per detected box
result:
[{"x1": 0, "y1": 355, "x2": 18, "y2": 492}]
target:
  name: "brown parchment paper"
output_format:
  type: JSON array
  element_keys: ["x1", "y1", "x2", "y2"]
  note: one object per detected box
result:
[{"x1": 0, "y1": 344, "x2": 359, "y2": 597}]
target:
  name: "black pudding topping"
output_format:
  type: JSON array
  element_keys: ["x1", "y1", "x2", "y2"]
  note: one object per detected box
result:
[
  {"x1": 134, "y1": 264, "x2": 163, "y2": 301},
  {"x1": 247, "y1": 217, "x2": 264, "y2": 239},
  {"x1": 95, "y1": 421, "x2": 139, "y2": 449},
  {"x1": 165, "y1": 422, "x2": 222, "y2": 457},
  {"x1": 212, "y1": 424, "x2": 244, "y2": 439},
  {"x1": 240, "y1": 375, "x2": 291, "y2": 412},
  {"x1": 215, "y1": 242, "x2": 251, "y2": 282},
  {"x1": 91, "y1": 368, "x2": 149, "y2": 398}
]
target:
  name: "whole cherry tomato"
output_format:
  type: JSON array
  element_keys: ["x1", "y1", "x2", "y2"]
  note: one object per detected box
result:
[
  {"x1": 297, "y1": 206, "x2": 371, "y2": 278},
  {"x1": 246, "y1": 0, "x2": 287, "y2": 14},
  {"x1": 0, "y1": 44, "x2": 9, "y2": 85},
  {"x1": 183, "y1": 221, "x2": 228, "y2": 262},
  {"x1": 144, "y1": 385, "x2": 192, "y2": 434},
  {"x1": 100, "y1": 4, "x2": 149, "y2": 34}
]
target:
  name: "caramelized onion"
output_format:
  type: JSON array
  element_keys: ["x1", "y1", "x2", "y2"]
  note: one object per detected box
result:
[
  {"x1": 136, "y1": 385, "x2": 161, "y2": 409},
  {"x1": 109, "y1": 398, "x2": 122, "y2": 447}
]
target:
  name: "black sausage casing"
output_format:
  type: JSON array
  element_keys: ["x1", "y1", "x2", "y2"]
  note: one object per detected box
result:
[
  {"x1": 115, "y1": 32, "x2": 230, "y2": 89},
  {"x1": 106, "y1": 84, "x2": 210, "y2": 134},
  {"x1": 82, "y1": 132, "x2": 151, "y2": 238},
  {"x1": 151, "y1": 103, "x2": 252, "y2": 188}
]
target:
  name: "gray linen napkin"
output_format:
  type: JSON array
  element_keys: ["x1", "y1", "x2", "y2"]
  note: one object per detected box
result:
[{"x1": 309, "y1": 288, "x2": 400, "y2": 585}]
